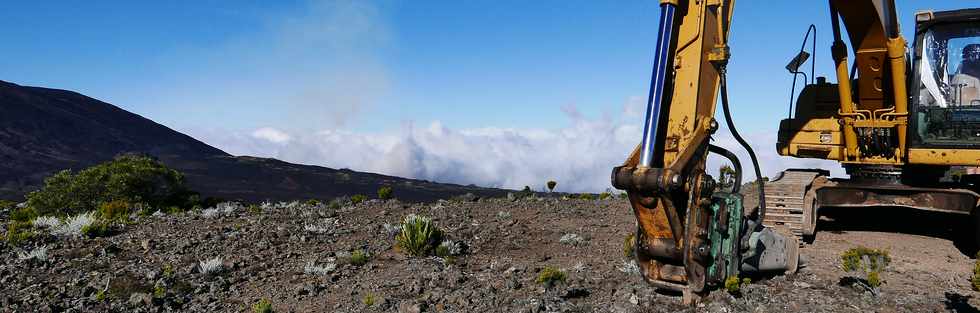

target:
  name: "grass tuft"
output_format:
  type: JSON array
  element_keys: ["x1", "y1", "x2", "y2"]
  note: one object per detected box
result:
[
  {"x1": 536, "y1": 266, "x2": 567, "y2": 287},
  {"x1": 395, "y1": 214, "x2": 443, "y2": 256}
]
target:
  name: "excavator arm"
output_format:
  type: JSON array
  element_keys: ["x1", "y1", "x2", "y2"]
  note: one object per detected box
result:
[{"x1": 611, "y1": 0, "x2": 800, "y2": 299}]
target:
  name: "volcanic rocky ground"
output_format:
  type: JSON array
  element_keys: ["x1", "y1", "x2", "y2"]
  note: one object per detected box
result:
[{"x1": 1, "y1": 195, "x2": 978, "y2": 313}]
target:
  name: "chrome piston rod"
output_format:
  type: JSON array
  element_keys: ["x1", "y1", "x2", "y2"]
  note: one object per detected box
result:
[{"x1": 638, "y1": 2, "x2": 679, "y2": 167}]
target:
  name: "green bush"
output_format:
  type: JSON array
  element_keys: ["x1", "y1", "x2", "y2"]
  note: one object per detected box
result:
[
  {"x1": 578, "y1": 193, "x2": 595, "y2": 200},
  {"x1": 395, "y1": 214, "x2": 443, "y2": 256},
  {"x1": 305, "y1": 199, "x2": 321, "y2": 207},
  {"x1": 97, "y1": 199, "x2": 133, "y2": 222},
  {"x1": 81, "y1": 220, "x2": 111, "y2": 238},
  {"x1": 362, "y1": 293, "x2": 376, "y2": 306},
  {"x1": 350, "y1": 249, "x2": 370, "y2": 266},
  {"x1": 5, "y1": 220, "x2": 35, "y2": 245},
  {"x1": 724, "y1": 276, "x2": 751, "y2": 295},
  {"x1": 350, "y1": 194, "x2": 367, "y2": 205},
  {"x1": 599, "y1": 192, "x2": 612, "y2": 200},
  {"x1": 536, "y1": 266, "x2": 567, "y2": 287},
  {"x1": 377, "y1": 186, "x2": 393, "y2": 200},
  {"x1": 26, "y1": 154, "x2": 197, "y2": 217},
  {"x1": 252, "y1": 298, "x2": 273, "y2": 313},
  {"x1": 840, "y1": 246, "x2": 890, "y2": 290}
]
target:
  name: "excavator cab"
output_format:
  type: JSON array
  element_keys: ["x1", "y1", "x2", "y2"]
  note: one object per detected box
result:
[{"x1": 912, "y1": 10, "x2": 980, "y2": 146}]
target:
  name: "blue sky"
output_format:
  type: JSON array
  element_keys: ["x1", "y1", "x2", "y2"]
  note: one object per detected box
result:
[{"x1": 1, "y1": 1, "x2": 977, "y2": 191}]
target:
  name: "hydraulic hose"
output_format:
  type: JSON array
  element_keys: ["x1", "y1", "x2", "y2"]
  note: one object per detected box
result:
[
  {"x1": 719, "y1": 71, "x2": 767, "y2": 220},
  {"x1": 709, "y1": 144, "x2": 742, "y2": 194}
]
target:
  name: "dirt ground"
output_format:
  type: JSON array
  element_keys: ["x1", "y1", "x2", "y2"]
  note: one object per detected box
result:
[{"x1": 1, "y1": 196, "x2": 978, "y2": 312}]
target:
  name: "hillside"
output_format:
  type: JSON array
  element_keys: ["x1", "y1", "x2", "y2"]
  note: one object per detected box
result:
[{"x1": 0, "y1": 80, "x2": 506, "y2": 202}]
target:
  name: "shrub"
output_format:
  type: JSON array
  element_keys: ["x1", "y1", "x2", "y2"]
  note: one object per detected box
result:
[
  {"x1": 623, "y1": 234, "x2": 636, "y2": 258},
  {"x1": 350, "y1": 194, "x2": 367, "y2": 205},
  {"x1": 724, "y1": 276, "x2": 751, "y2": 295},
  {"x1": 304, "y1": 199, "x2": 321, "y2": 207},
  {"x1": 536, "y1": 266, "x2": 567, "y2": 287},
  {"x1": 435, "y1": 240, "x2": 461, "y2": 257},
  {"x1": 350, "y1": 249, "x2": 370, "y2": 266},
  {"x1": 599, "y1": 192, "x2": 612, "y2": 200},
  {"x1": 199, "y1": 257, "x2": 224, "y2": 274},
  {"x1": 97, "y1": 199, "x2": 132, "y2": 222},
  {"x1": 377, "y1": 186, "x2": 393, "y2": 200},
  {"x1": 394, "y1": 214, "x2": 443, "y2": 256},
  {"x1": 252, "y1": 298, "x2": 273, "y2": 313},
  {"x1": 10, "y1": 206, "x2": 38, "y2": 222},
  {"x1": 304, "y1": 261, "x2": 336, "y2": 276},
  {"x1": 5, "y1": 220, "x2": 35, "y2": 244},
  {"x1": 840, "y1": 247, "x2": 890, "y2": 292},
  {"x1": 619, "y1": 193, "x2": 629, "y2": 199},
  {"x1": 547, "y1": 181, "x2": 557, "y2": 192},
  {"x1": 362, "y1": 293, "x2": 376, "y2": 306},
  {"x1": 51, "y1": 212, "x2": 97, "y2": 237},
  {"x1": 17, "y1": 245, "x2": 48, "y2": 262},
  {"x1": 26, "y1": 154, "x2": 197, "y2": 217},
  {"x1": 81, "y1": 220, "x2": 111, "y2": 238},
  {"x1": 578, "y1": 193, "x2": 595, "y2": 200}
]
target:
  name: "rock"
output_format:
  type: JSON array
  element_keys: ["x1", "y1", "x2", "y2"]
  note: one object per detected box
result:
[
  {"x1": 398, "y1": 301, "x2": 423, "y2": 313},
  {"x1": 561, "y1": 287, "x2": 590, "y2": 299},
  {"x1": 128, "y1": 292, "x2": 153, "y2": 307}
]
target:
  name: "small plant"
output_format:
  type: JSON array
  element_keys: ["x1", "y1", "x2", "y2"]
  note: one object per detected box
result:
[
  {"x1": 17, "y1": 245, "x2": 48, "y2": 262},
  {"x1": 619, "y1": 192, "x2": 629, "y2": 199},
  {"x1": 305, "y1": 199, "x2": 321, "y2": 207},
  {"x1": 81, "y1": 220, "x2": 111, "y2": 238},
  {"x1": 599, "y1": 192, "x2": 612, "y2": 200},
  {"x1": 327, "y1": 199, "x2": 342, "y2": 210},
  {"x1": 377, "y1": 186, "x2": 393, "y2": 200},
  {"x1": 247, "y1": 204, "x2": 262, "y2": 214},
  {"x1": 153, "y1": 285, "x2": 166, "y2": 299},
  {"x1": 559, "y1": 233, "x2": 585, "y2": 246},
  {"x1": 623, "y1": 233, "x2": 636, "y2": 258},
  {"x1": 350, "y1": 194, "x2": 367, "y2": 205},
  {"x1": 252, "y1": 298, "x2": 273, "y2": 313},
  {"x1": 536, "y1": 266, "x2": 567, "y2": 287},
  {"x1": 394, "y1": 214, "x2": 443, "y2": 256},
  {"x1": 5, "y1": 220, "x2": 35, "y2": 244},
  {"x1": 51, "y1": 212, "x2": 97, "y2": 237},
  {"x1": 32, "y1": 216, "x2": 61, "y2": 229},
  {"x1": 163, "y1": 264, "x2": 175, "y2": 279},
  {"x1": 578, "y1": 193, "x2": 595, "y2": 200},
  {"x1": 724, "y1": 276, "x2": 751, "y2": 295},
  {"x1": 97, "y1": 200, "x2": 132, "y2": 222},
  {"x1": 198, "y1": 256, "x2": 224, "y2": 274},
  {"x1": 304, "y1": 260, "x2": 337, "y2": 276},
  {"x1": 350, "y1": 249, "x2": 370, "y2": 266},
  {"x1": 497, "y1": 211, "x2": 511, "y2": 219},
  {"x1": 435, "y1": 240, "x2": 461, "y2": 257},
  {"x1": 95, "y1": 289, "x2": 107, "y2": 302},
  {"x1": 547, "y1": 180, "x2": 557, "y2": 192},
  {"x1": 362, "y1": 293, "x2": 376, "y2": 306},
  {"x1": 840, "y1": 247, "x2": 890, "y2": 294}
]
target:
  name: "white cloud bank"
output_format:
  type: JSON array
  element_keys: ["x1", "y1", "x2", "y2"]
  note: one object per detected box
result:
[{"x1": 187, "y1": 105, "x2": 843, "y2": 193}]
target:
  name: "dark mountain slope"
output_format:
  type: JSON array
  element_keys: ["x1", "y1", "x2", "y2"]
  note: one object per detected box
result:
[{"x1": 0, "y1": 80, "x2": 505, "y2": 202}]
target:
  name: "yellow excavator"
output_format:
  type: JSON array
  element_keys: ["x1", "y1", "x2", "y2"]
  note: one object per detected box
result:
[{"x1": 611, "y1": 0, "x2": 980, "y2": 300}]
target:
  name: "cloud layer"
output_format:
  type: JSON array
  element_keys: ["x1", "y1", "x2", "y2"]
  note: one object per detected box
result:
[{"x1": 187, "y1": 105, "x2": 842, "y2": 193}]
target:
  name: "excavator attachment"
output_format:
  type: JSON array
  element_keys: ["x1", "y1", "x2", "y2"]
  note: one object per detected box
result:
[{"x1": 611, "y1": 0, "x2": 800, "y2": 300}]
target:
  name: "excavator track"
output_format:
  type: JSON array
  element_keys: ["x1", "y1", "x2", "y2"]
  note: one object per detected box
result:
[{"x1": 762, "y1": 170, "x2": 823, "y2": 243}]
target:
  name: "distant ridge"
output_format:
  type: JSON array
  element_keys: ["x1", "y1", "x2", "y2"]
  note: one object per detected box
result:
[{"x1": 0, "y1": 80, "x2": 506, "y2": 202}]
